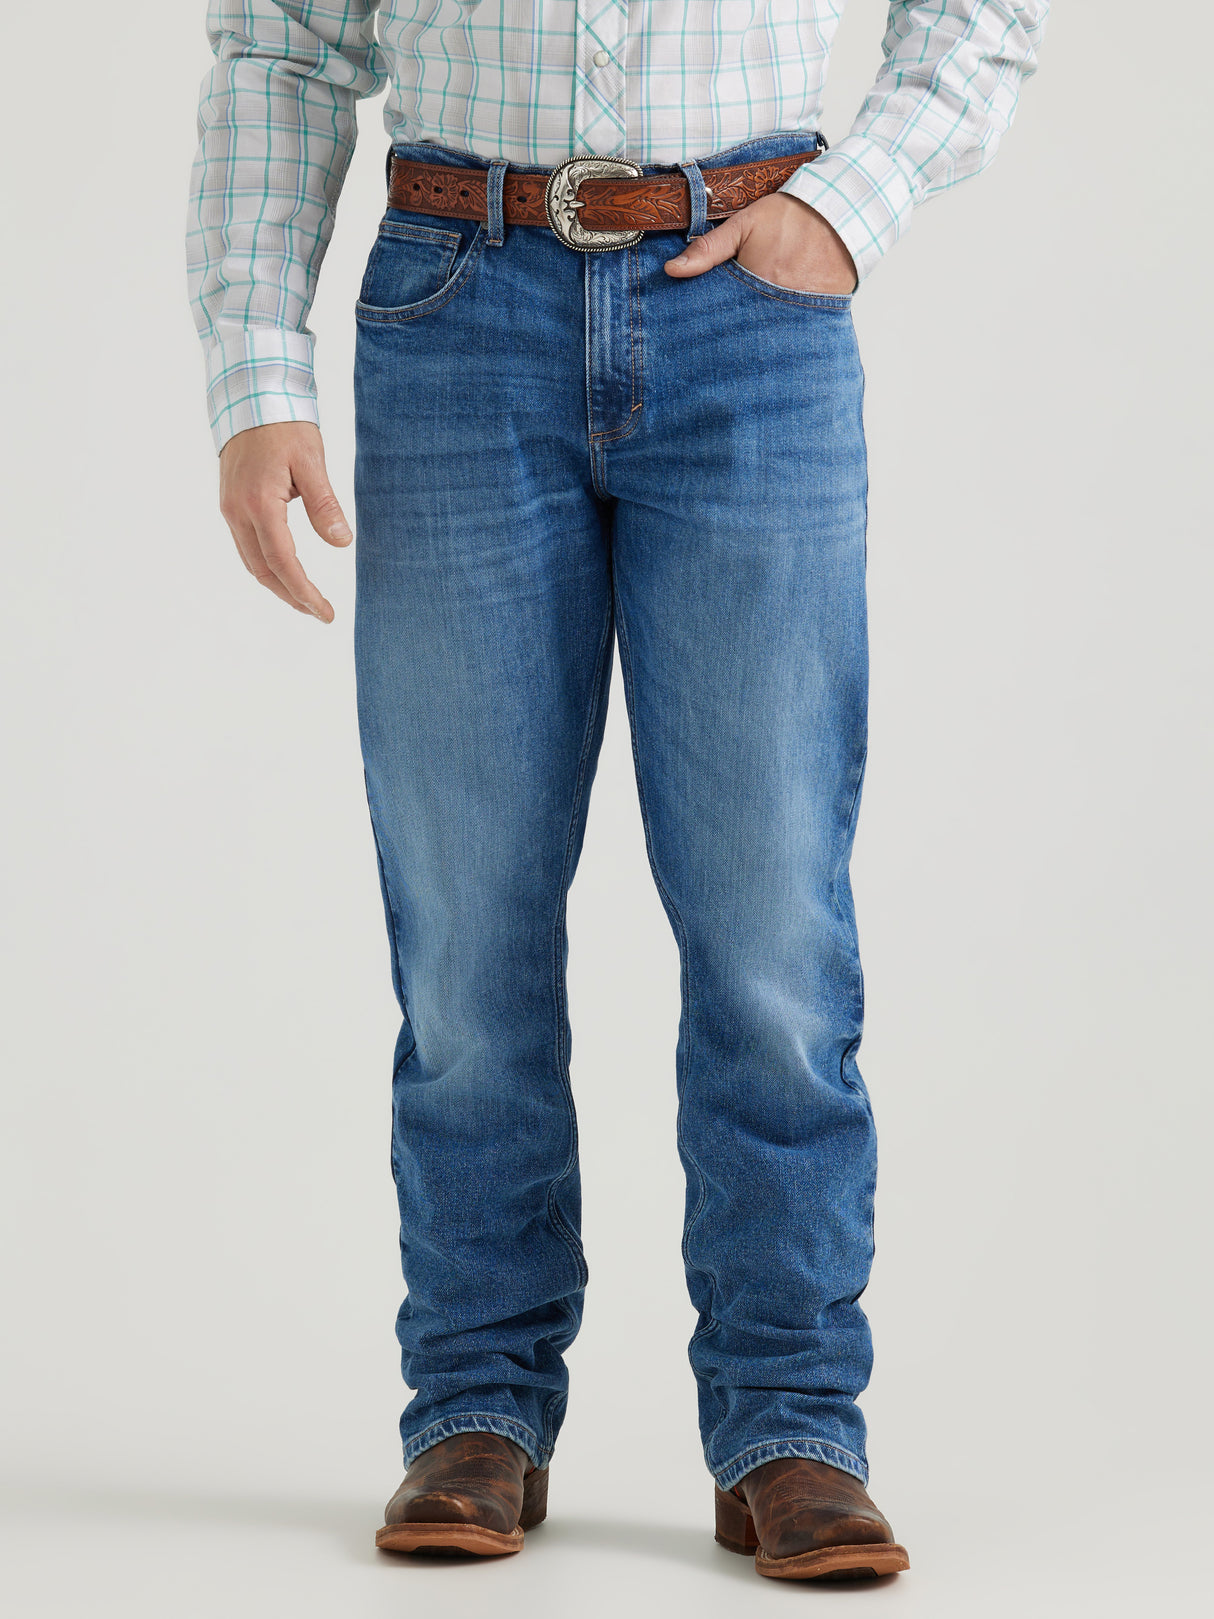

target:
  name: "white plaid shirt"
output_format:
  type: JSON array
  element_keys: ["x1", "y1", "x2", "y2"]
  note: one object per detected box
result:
[{"x1": 189, "y1": 2, "x2": 1048, "y2": 453}]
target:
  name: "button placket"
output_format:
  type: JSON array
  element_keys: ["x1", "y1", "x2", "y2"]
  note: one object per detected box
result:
[{"x1": 572, "y1": 1, "x2": 628, "y2": 156}]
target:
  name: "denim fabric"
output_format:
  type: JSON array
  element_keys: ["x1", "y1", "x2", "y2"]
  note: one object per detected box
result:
[{"x1": 353, "y1": 131, "x2": 876, "y2": 1492}]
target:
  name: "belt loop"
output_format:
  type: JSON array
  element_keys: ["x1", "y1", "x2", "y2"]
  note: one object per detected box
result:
[
  {"x1": 678, "y1": 160, "x2": 709, "y2": 243},
  {"x1": 486, "y1": 158, "x2": 508, "y2": 247}
]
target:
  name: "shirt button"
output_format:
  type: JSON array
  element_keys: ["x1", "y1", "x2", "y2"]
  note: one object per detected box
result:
[{"x1": 592, "y1": 49, "x2": 610, "y2": 67}]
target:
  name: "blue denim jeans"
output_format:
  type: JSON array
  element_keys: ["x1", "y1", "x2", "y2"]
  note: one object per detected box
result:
[{"x1": 353, "y1": 130, "x2": 875, "y2": 1493}]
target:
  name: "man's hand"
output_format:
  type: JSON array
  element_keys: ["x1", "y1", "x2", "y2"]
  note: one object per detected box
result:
[
  {"x1": 664, "y1": 192, "x2": 858, "y2": 296},
  {"x1": 218, "y1": 422, "x2": 353, "y2": 623}
]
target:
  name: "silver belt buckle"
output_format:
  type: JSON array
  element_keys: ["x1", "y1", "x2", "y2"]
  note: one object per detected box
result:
[{"x1": 545, "y1": 156, "x2": 644, "y2": 252}]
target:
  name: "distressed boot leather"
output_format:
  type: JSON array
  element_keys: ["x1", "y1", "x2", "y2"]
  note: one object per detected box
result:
[
  {"x1": 375, "y1": 1432, "x2": 549, "y2": 1556},
  {"x1": 715, "y1": 1456, "x2": 910, "y2": 1580}
]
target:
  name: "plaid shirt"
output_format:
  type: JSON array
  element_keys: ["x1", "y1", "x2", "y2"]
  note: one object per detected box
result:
[{"x1": 189, "y1": 2, "x2": 1048, "y2": 453}]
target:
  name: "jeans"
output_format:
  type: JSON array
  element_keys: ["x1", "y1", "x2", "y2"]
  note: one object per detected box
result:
[{"x1": 353, "y1": 130, "x2": 875, "y2": 1493}]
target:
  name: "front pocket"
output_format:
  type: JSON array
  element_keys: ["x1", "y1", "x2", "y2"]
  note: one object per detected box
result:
[
  {"x1": 358, "y1": 219, "x2": 463, "y2": 312},
  {"x1": 723, "y1": 259, "x2": 854, "y2": 311},
  {"x1": 356, "y1": 216, "x2": 487, "y2": 324}
]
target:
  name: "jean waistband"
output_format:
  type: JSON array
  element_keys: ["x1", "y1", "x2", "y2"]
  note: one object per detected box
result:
[{"x1": 388, "y1": 129, "x2": 827, "y2": 178}]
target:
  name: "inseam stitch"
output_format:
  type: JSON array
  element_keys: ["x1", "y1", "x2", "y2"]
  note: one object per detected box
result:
[
  {"x1": 832, "y1": 739, "x2": 869, "y2": 1104},
  {"x1": 610, "y1": 592, "x2": 726, "y2": 1414},
  {"x1": 364, "y1": 773, "x2": 417, "y2": 1075},
  {"x1": 545, "y1": 595, "x2": 616, "y2": 1285},
  {"x1": 540, "y1": 1383, "x2": 568, "y2": 1452},
  {"x1": 590, "y1": 403, "x2": 643, "y2": 448}
]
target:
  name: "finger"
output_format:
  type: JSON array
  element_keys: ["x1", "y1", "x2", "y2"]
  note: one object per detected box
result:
[
  {"x1": 224, "y1": 512, "x2": 300, "y2": 609},
  {"x1": 248, "y1": 498, "x2": 335, "y2": 622},
  {"x1": 293, "y1": 454, "x2": 353, "y2": 548},
  {"x1": 227, "y1": 515, "x2": 312, "y2": 614},
  {"x1": 664, "y1": 220, "x2": 740, "y2": 277}
]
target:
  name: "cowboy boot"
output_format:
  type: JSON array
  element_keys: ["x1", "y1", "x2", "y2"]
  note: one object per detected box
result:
[
  {"x1": 715, "y1": 1456, "x2": 909, "y2": 1580},
  {"x1": 376, "y1": 1432, "x2": 548, "y2": 1556}
]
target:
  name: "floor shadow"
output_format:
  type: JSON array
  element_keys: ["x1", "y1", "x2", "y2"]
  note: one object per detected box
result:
[
  {"x1": 534, "y1": 1514, "x2": 751, "y2": 1578},
  {"x1": 540, "y1": 1518, "x2": 905, "y2": 1592},
  {"x1": 1, "y1": 1482, "x2": 905, "y2": 1589}
]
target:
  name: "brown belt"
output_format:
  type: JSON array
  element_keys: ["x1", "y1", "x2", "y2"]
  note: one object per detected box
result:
[{"x1": 387, "y1": 148, "x2": 820, "y2": 252}]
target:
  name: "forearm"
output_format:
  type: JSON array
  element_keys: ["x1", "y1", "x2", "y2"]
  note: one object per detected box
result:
[
  {"x1": 187, "y1": 1, "x2": 384, "y2": 452},
  {"x1": 780, "y1": 0, "x2": 1050, "y2": 281}
]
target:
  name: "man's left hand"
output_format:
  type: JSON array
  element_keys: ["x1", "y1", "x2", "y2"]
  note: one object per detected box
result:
[{"x1": 664, "y1": 192, "x2": 857, "y2": 295}]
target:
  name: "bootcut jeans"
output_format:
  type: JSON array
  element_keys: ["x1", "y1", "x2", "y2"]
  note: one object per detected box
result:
[{"x1": 353, "y1": 130, "x2": 876, "y2": 1494}]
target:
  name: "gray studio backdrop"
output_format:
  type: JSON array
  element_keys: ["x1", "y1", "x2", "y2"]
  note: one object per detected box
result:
[{"x1": 1, "y1": 4, "x2": 1210, "y2": 1617}]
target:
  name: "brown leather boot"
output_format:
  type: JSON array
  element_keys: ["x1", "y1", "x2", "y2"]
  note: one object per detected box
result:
[
  {"x1": 375, "y1": 1432, "x2": 549, "y2": 1556},
  {"x1": 715, "y1": 1456, "x2": 909, "y2": 1580}
]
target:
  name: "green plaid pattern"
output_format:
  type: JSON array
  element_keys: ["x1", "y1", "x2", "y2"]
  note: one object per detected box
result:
[{"x1": 189, "y1": 2, "x2": 1048, "y2": 452}]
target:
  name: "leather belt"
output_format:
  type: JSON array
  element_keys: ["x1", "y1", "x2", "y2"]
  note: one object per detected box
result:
[{"x1": 387, "y1": 148, "x2": 821, "y2": 252}]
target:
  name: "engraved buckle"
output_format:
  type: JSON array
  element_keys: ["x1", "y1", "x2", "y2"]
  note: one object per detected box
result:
[{"x1": 544, "y1": 156, "x2": 645, "y2": 252}]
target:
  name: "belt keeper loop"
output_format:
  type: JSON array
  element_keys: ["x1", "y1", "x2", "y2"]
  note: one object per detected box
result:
[
  {"x1": 486, "y1": 158, "x2": 508, "y2": 246},
  {"x1": 678, "y1": 160, "x2": 709, "y2": 242}
]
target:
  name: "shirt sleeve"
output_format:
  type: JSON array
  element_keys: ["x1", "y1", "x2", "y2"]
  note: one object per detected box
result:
[
  {"x1": 188, "y1": 2, "x2": 386, "y2": 454},
  {"x1": 780, "y1": 1, "x2": 1049, "y2": 284}
]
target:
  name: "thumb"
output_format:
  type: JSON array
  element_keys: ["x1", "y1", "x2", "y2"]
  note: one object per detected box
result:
[
  {"x1": 664, "y1": 220, "x2": 740, "y2": 278},
  {"x1": 294, "y1": 451, "x2": 353, "y2": 548}
]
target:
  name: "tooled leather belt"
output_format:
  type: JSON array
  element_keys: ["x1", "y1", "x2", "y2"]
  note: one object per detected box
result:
[{"x1": 387, "y1": 149, "x2": 822, "y2": 253}]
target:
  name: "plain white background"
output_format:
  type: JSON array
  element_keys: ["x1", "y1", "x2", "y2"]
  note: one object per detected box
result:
[{"x1": 2, "y1": 3, "x2": 1210, "y2": 1614}]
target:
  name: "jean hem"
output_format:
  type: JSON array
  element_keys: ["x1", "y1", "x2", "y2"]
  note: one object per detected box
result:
[
  {"x1": 712, "y1": 1437, "x2": 869, "y2": 1492},
  {"x1": 402, "y1": 1412, "x2": 549, "y2": 1472}
]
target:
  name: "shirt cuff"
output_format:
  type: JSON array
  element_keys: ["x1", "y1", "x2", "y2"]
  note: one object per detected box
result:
[
  {"x1": 204, "y1": 328, "x2": 320, "y2": 455},
  {"x1": 778, "y1": 135, "x2": 918, "y2": 285}
]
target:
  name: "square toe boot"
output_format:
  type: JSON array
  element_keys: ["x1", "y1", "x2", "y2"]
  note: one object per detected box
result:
[
  {"x1": 715, "y1": 1457, "x2": 910, "y2": 1580},
  {"x1": 375, "y1": 1433, "x2": 549, "y2": 1556}
]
